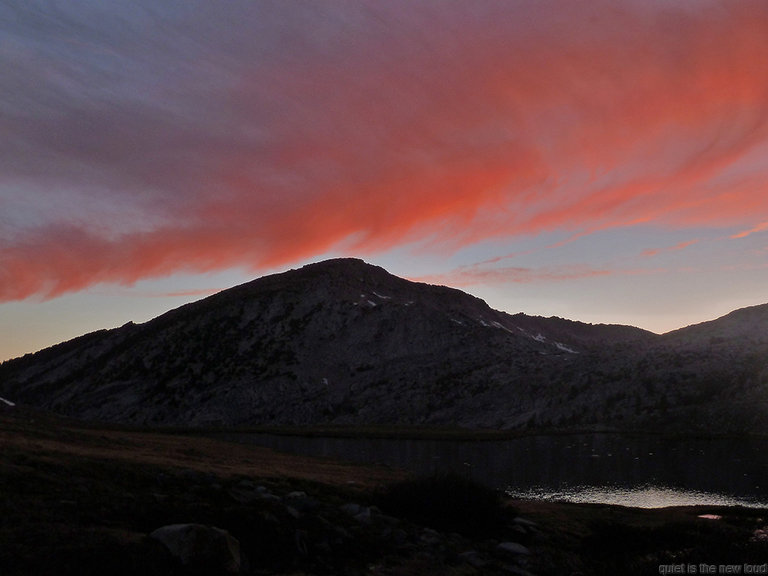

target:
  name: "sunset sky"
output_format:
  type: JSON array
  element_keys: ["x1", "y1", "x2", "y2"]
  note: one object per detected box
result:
[{"x1": 2, "y1": 0, "x2": 768, "y2": 362}]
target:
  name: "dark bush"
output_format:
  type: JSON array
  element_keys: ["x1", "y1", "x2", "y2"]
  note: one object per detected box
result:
[{"x1": 376, "y1": 472, "x2": 510, "y2": 538}]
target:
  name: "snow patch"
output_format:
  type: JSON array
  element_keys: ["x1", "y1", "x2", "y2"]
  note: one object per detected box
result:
[
  {"x1": 451, "y1": 318, "x2": 465, "y2": 326},
  {"x1": 372, "y1": 291, "x2": 391, "y2": 300},
  {"x1": 533, "y1": 333, "x2": 547, "y2": 343},
  {"x1": 0, "y1": 397, "x2": 15, "y2": 407},
  {"x1": 490, "y1": 321, "x2": 515, "y2": 334},
  {"x1": 555, "y1": 342, "x2": 579, "y2": 354},
  {"x1": 358, "y1": 293, "x2": 378, "y2": 307}
]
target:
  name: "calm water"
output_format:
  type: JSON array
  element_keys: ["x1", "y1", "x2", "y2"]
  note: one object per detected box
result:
[{"x1": 223, "y1": 432, "x2": 768, "y2": 508}]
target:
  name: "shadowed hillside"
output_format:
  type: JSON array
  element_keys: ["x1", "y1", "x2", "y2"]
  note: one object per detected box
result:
[{"x1": 1, "y1": 259, "x2": 767, "y2": 432}]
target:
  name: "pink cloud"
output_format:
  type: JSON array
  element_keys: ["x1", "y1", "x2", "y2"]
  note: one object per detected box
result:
[
  {"x1": 731, "y1": 221, "x2": 768, "y2": 239},
  {"x1": 145, "y1": 288, "x2": 224, "y2": 299},
  {"x1": 3, "y1": 1, "x2": 768, "y2": 301},
  {"x1": 641, "y1": 239, "x2": 700, "y2": 258},
  {"x1": 412, "y1": 264, "x2": 613, "y2": 288}
]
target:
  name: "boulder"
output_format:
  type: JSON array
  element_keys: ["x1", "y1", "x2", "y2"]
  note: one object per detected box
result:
[
  {"x1": 497, "y1": 541, "x2": 531, "y2": 555},
  {"x1": 149, "y1": 523, "x2": 241, "y2": 574},
  {"x1": 459, "y1": 550, "x2": 488, "y2": 567},
  {"x1": 340, "y1": 502, "x2": 362, "y2": 516},
  {"x1": 513, "y1": 516, "x2": 538, "y2": 528}
]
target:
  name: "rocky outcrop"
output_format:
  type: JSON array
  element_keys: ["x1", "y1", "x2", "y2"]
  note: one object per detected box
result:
[
  {"x1": 144, "y1": 480, "x2": 543, "y2": 576},
  {"x1": 149, "y1": 524, "x2": 241, "y2": 574}
]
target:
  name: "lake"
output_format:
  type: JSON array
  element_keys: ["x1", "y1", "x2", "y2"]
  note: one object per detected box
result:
[{"x1": 223, "y1": 432, "x2": 768, "y2": 508}]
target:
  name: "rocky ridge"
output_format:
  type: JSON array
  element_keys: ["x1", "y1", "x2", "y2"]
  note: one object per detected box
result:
[{"x1": 1, "y1": 258, "x2": 767, "y2": 432}]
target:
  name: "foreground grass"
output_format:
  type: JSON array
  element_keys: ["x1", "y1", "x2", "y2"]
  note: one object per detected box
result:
[{"x1": 2, "y1": 406, "x2": 767, "y2": 575}]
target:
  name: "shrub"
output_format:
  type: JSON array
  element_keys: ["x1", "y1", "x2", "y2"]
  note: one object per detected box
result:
[{"x1": 376, "y1": 472, "x2": 510, "y2": 538}]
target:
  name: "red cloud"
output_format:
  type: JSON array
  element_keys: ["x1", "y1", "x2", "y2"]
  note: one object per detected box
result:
[
  {"x1": 641, "y1": 240, "x2": 700, "y2": 258},
  {"x1": 731, "y1": 222, "x2": 768, "y2": 239},
  {"x1": 412, "y1": 264, "x2": 613, "y2": 288},
  {"x1": 3, "y1": 1, "x2": 768, "y2": 301}
]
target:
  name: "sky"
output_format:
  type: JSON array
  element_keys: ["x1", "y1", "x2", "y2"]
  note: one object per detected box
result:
[{"x1": 2, "y1": 0, "x2": 768, "y2": 362}]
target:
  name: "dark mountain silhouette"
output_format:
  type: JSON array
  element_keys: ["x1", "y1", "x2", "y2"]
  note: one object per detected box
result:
[{"x1": 1, "y1": 258, "x2": 767, "y2": 432}]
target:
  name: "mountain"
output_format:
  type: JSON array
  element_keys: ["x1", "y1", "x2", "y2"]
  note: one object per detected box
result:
[{"x1": 1, "y1": 258, "x2": 767, "y2": 433}]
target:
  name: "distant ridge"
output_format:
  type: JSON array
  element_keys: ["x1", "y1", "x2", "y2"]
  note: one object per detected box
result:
[{"x1": 2, "y1": 258, "x2": 767, "y2": 433}]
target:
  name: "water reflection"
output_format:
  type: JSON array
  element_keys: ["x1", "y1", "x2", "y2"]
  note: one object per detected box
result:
[
  {"x1": 506, "y1": 484, "x2": 768, "y2": 508},
  {"x1": 224, "y1": 432, "x2": 768, "y2": 508}
]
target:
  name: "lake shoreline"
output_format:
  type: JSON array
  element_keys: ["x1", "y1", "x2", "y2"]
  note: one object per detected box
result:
[
  {"x1": 161, "y1": 423, "x2": 768, "y2": 442},
  {"x1": 11, "y1": 402, "x2": 768, "y2": 441},
  {"x1": 2, "y1": 407, "x2": 768, "y2": 575},
  {"x1": 213, "y1": 427, "x2": 768, "y2": 508}
]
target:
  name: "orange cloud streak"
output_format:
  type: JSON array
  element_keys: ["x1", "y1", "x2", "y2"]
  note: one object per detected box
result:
[
  {"x1": 731, "y1": 222, "x2": 768, "y2": 239},
  {"x1": 412, "y1": 264, "x2": 613, "y2": 289},
  {"x1": 641, "y1": 239, "x2": 700, "y2": 258},
  {"x1": 3, "y1": 1, "x2": 768, "y2": 301}
]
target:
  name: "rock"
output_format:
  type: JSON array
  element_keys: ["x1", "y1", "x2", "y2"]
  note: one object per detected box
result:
[
  {"x1": 513, "y1": 516, "x2": 538, "y2": 528},
  {"x1": 230, "y1": 480, "x2": 274, "y2": 503},
  {"x1": 316, "y1": 514, "x2": 352, "y2": 543},
  {"x1": 178, "y1": 470, "x2": 215, "y2": 484},
  {"x1": 502, "y1": 566, "x2": 537, "y2": 576},
  {"x1": 376, "y1": 513, "x2": 400, "y2": 526},
  {"x1": 502, "y1": 566, "x2": 535, "y2": 575},
  {"x1": 497, "y1": 541, "x2": 531, "y2": 556},
  {"x1": 340, "y1": 502, "x2": 362, "y2": 516},
  {"x1": 294, "y1": 529, "x2": 309, "y2": 556},
  {"x1": 420, "y1": 528, "x2": 442, "y2": 546},
  {"x1": 286, "y1": 505, "x2": 301, "y2": 519},
  {"x1": 333, "y1": 524, "x2": 353, "y2": 541},
  {"x1": 149, "y1": 523, "x2": 241, "y2": 574},
  {"x1": 228, "y1": 487, "x2": 259, "y2": 504},
  {"x1": 512, "y1": 524, "x2": 528, "y2": 536},
  {"x1": 353, "y1": 507, "x2": 372, "y2": 524},
  {"x1": 284, "y1": 492, "x2": 320, "y2": 514},
  {"x1": 459, "y1": 550, "x2": 488, "y2": 567},
  {"x1": 392, "y1": 528, "x2": 408, "y2": 546}
]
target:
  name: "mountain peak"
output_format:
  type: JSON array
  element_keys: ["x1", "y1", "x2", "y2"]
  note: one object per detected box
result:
[
  {"x1": 2, "y1": 259, "x2": 767, "y2": 433},
  {"x1": 300, "y1": 257, "x2": 376, "y2": 271},
  {"x1": 293, "y1": 258, "x2": 395, "y2": 285}
]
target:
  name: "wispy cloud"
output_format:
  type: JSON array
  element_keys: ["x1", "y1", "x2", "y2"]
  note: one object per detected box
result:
[
  {"x1": 3, "y1": 1, "x2": 768, "y2": 301},
  {"x1": 731, "y1": 222, "x2": 768, "y2": 239},
  {"x1": 641, "y1": 239, "x2": 699, "y2": 258},
  {"x1": 144, "y1": 288, "x2": 224, "y2": 299},
  {"x1": 412, "y1": 263, "x2": 613, "y2": 288}
]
